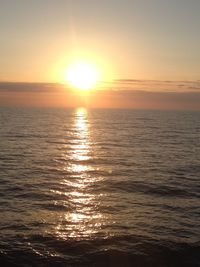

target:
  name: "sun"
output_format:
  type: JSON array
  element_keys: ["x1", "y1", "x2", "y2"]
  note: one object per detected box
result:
[{"x1": 65, "y1": 62, "x2": 100, "y2": 90}]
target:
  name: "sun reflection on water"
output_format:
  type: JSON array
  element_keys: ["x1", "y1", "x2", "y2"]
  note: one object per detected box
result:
[
  {"x1": 55, "y1": 108, "x2": 105, "y2": 240},
  {"x1": 69, "y1": 108, "x2": 91, "y2": 167}
]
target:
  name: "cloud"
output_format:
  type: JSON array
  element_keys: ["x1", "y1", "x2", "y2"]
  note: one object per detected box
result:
[
  {"x1": 0, "y1": 82, "x2": 200, "y2": 110},
  {"x1": 0, "y1": 82, "x2": 70, "y2": 93},
  {"x1": 110, "y1": 79, "x2": 200, "y2": 92},
  {"x1": 1, "y1": 80, "x2": 200, "y2": 93}
]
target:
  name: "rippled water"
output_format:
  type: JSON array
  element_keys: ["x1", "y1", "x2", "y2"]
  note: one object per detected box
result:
[{"x1": 0, "y1": 107, "x2": 200, "y2": 266}]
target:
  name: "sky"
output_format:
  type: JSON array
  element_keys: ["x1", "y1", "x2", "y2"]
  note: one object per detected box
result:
[{"x1": 0, "y1": 0, "x2": 200, "y2": 109}]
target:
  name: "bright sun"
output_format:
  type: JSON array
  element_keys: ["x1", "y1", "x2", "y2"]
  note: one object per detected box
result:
[{"x1": 65, "y1": 62, "x2": 100, "y2": 90}]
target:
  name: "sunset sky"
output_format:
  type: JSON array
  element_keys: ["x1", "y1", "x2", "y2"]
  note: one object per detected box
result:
[{"x1": 0, "y1": 0, "x2": 200, "y2": 109}]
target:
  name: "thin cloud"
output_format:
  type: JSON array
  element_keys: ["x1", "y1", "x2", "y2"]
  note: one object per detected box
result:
[
  {"x1": 0, "y1": 82, "x2": 200, "y2": 110},
  {"x1": 110, "y1": 79, "x2": 200, "y2": 92},
  {"x1": 0, "y1": 82, "x2": 65, "y2": 93}
]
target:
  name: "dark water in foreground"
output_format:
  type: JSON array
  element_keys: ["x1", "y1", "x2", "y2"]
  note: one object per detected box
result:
[{"x1": 0, "y1": 108, "x2": 199, "y2": 267}]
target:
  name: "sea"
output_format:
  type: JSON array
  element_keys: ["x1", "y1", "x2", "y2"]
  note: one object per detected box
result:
[{"x1": 0, "y1": 107, "x2": 199, "y2": 267}]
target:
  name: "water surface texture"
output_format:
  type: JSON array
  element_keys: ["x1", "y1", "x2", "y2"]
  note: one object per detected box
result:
[{"x1": 0, "y1": 108, "x2": 200, "y2": 266}]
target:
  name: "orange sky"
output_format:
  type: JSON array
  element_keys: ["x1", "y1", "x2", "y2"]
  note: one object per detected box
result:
[
  {"x1": 1, "y1": 1, "x2": 200, "y2": 83},
  {"x1": 0, "y1": 1, "x2": 200, "y2": 110}
]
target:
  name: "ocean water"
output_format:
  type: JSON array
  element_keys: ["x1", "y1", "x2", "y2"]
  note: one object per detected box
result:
[{"x1": 0, "y1": 107, "x2": 199, "y2": 267}]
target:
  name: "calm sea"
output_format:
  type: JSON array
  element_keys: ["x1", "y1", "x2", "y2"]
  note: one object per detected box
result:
[{"x1": 0, "y1": 107, "x2": 199, "y2": 267}]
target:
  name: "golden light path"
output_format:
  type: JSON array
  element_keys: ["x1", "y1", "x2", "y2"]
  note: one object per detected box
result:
[{"x1": 54, "y1": 108, "x2": 106, "y2": 240}]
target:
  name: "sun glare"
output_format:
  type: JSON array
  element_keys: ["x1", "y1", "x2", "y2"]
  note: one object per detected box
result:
[{"x1": 65, "y1": 62, "x2": 100, "y2": 90}]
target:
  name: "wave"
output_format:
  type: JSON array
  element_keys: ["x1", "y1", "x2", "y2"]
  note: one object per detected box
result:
[{"x1": 1, "y1": 234, "x2": 199, "y2": 266}]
